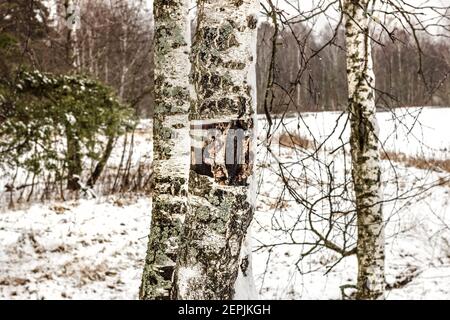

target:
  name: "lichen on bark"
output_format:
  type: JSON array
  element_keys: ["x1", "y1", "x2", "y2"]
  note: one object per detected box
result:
[
  {"x1": 140, "y1": 0, "x2": 191, "y2": 300},
  {"x1": 172, "y1": 0, "x2": 259, "y2": 300},
  {"x1": 343, "y1": 0, "x2": 385, "y2": 300}
]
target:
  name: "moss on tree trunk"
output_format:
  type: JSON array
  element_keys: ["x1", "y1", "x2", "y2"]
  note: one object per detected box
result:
[
  {"x1": 140, "y1": 0, "x2": 191, "y2": 300},
  {"x1": 172, "y1": 0, "x2": 259, "y2": 300}
]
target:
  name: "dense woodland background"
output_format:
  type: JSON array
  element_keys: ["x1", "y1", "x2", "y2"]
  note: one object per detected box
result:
[{"x1": 2, "y1": 0, "x2": 449, "y2": 120}]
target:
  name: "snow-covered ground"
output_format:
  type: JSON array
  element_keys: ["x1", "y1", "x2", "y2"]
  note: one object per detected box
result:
[
  {"x1": 1, "y1": 107, "x2": 449, "y2": 299},
  {"x1": 272, "y1": 106, "x2": 450, "y2": 160},
  {"x1": 0, "y1": 197, "x2": 150, "y2": 299}
]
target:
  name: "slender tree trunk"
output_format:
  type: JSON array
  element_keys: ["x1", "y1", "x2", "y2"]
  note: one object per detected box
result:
[
  {"x1": 63, "y1": 0, "x2": 82, "y2": 191},
  {"x1": 66, "y1": 127, "x2": 82, "y2": 190},
  {"x1": 140, "y1": 0, "x2": 191, "y2": 300},
  {"x1": 119, "y1": 24, "x2": 128, "y2": 100},
  {"x1": 64, "y1": 0, "x2": 80, "y2": 70},
  {"x1": 87, "y1": 134, "x2": 116, "y2": 188},
  {"x1": 343, "y1": 0, "x2": 385, "y2": 300},
  {"x1": 172, "y1": 0, "x2": 259, "y2": 300},
  {"x1": 88, "y1": 27, "x2": 94, "y2": 75}
]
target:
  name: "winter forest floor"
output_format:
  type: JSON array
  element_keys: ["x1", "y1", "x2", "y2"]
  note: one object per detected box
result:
[{"x1": 1, "y1": 107, "x2": 450, "y2": 300}]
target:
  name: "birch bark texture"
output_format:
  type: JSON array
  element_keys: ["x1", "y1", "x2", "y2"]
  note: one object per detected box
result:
[
  {"x1": 140, "y1": 0, "x2": 191, "y2": 300},
  {"x1": 343, "y1": 0, "x2": 385, "y2": 300},
  {"x1": 63, "y1": 0, "x2": 83, "y2": 191},
  {"x1": 62, "y1": 0, "x2": 80, "y2": 70},
  {"x1": 172, "y1": 0, "x2": 259, "y2": 300}
]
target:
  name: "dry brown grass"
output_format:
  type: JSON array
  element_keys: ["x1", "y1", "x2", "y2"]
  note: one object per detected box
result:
[
  {"x1": 278, "y1": 133, "x2": 450, "y2": 176},
  {"x1": 381, "y1": 151, "x2": 450, "y2": 174},
  {"x1": 278, "y1": 132, "x2": 312, "y2": 150},
  {"x1": 0, "y1": 277, "x2": 30, "y2": 286}
]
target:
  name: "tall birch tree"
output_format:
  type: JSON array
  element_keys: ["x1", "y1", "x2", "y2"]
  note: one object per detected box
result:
[
  {"x1": 343, "y1": 0, "x2": 385, "y2": 300},
  {"x1": 62, "y1": 0, "x2": 83, "y2": 191},
  {"x1": 140, "y1": 0, "x2": 191, "y2": 300},
  {"x1": 172, "y1": 0, "x2": 259, "y2": 300}
]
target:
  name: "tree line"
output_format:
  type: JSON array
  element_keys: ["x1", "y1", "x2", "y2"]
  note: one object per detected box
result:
[
  {"x1": 3, "y1": 1, "x2": 448, "y2": 120},
  {"x1": 256, "y1": 20, "x2": 450, "y2": 114}
]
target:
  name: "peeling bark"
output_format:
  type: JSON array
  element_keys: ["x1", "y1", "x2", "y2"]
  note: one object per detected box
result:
[
  {"x1": 343, "y1": 0, "x2": 385, "y2": 300},
  {"x1": 172, "y1": 0, "x2": 259, "y2": 300},
  {"x1": 140, "y1": 0, "x2": 191, "y2": 300}
]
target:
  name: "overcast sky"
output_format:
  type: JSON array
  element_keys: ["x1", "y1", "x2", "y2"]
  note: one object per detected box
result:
[{"x1": 144, "y1": 0, "x2": 449, "y2": 32}]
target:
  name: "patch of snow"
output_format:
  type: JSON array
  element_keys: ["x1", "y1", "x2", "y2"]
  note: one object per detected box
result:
[{"x1": 0, "y1": 197, "x2": 150, "y2": 299}]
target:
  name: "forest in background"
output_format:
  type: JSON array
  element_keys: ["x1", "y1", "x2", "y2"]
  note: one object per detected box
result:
[
  {"x1": 257, "y1": 20, "x2": 450, "y2": 113},
  {"x1": 2, "y1": 0, "x2": 449, "y2": 119}
]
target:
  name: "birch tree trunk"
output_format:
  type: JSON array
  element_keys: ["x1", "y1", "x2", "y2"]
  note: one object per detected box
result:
[
  {"x1": 172, "y1": 0, "x2": 259, "y2": 300},
  {"x1": 140, "y1": 0, "x2": 191, "y2": 300},
  {"x1": 119, "y1": 23, "x2": 128, "y2": 101},
  {"x1": 343, "y1": 0, "x2": 385, "y2": 300},
  {"x1": 233, "y1": 232, "x2": 258, "y2": 299},
  {"x1": 63, "y1": 0, "x2": 82, "y2": 190},
  {"x1": 63, "y1": 0, "x2": 80, "y2": 70}
]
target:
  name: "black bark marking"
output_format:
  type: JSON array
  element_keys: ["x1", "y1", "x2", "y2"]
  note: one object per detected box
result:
[
  {"x1": 240, "y1": 255, "x2": 250, "y2": 276},
  {"x1": 246, "y1": 14, "x2": 257, "y2": 29}
]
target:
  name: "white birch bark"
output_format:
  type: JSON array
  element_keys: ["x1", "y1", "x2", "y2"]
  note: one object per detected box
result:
[
  {"x1": 119, "y1": 24, "x2": 128, "y2": 100},
  {"x1": 343, "y1": 0, "x2": 385, "y2": 300},
  {"x1": 172, "y1": 0, "x2": 259, "y2": 300},
  {"x1": 140, "y1": 0, "x2": 191, "y2": 300},
  {"x1": 64, "y1": 0, "x2": 80, "y2": 70},
  {"x1": 233, "y1": 232, "x2": 258, "y2": 299}
]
